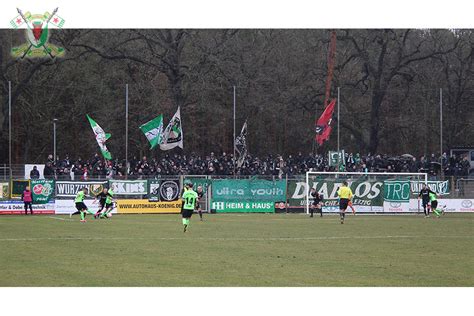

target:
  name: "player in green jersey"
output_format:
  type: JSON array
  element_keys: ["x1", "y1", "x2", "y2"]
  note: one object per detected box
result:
[
  {"x1": 181, "y1": 183, "x2": 198, "y2": 232},
  {"x1": 429, "y1": 192, "x2": 445, "y2": 218},
  {"x1": 70, "y1": 187, "x2": 95, "y2": 222}
]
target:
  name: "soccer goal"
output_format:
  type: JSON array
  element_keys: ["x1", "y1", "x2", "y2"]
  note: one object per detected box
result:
[{"x1": 304, "y1": 171, "x2": 428, "y2": 214}]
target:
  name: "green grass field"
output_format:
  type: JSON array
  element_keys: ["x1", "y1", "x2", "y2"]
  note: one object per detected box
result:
[{"x1": 0, "y1": 213, "x2": 472, "y2": 286}]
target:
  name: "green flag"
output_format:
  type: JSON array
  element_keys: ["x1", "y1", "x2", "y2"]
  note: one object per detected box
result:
[
  {"x1": 140, "y1": 114, "x2": 164, "y2": 149},
  {"x1": 86, "y1": 114, "x2": 112, "y2": 160},
  {"x1": 329, "y1": 150, "x2": 345, "y2": 167}
]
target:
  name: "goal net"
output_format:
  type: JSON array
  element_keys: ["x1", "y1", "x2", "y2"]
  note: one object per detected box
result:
[{"x1": 304, "y1": 171, "x2": 428, "y2": 214}]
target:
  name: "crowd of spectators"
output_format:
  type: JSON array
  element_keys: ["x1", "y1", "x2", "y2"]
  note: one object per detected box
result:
[{"x1": 41, "y1": 151, "x2": 472, "y2": 180}]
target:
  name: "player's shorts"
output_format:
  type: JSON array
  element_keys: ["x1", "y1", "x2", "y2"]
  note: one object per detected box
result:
[
  {"x1": 196, "y1": 201, "x2": 205, "y2": 211},
  {"x1": 431, "y1": 200, "x2": 438, "y2": 209},
  {"x1": 105, "y1": 202, "x2": 113, "y2": 209},
  {"x1": 312, "y1": 201, "x2": 321, "y2": 207},
  {"x1": 339, "y1": 198, "x2": 349, "y2": 211},
  {"x1": 181, "y1": 208, "x2": 194, "y2": 218},
  {"x1": 75, "y1": 202, "x2": 87, "y2": 211},
  {"x1": 422, "y1": 200, "x2": 429, "y2": 207}
]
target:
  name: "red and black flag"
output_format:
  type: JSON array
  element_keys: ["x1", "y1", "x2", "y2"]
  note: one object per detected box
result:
[{"x1": 315, "y1": 99, "x2": 336, "y2": 146}]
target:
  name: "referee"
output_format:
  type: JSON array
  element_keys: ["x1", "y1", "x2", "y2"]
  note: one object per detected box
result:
[{"x1": 337, "y1": 181, "x2": 353, "y2": 224}]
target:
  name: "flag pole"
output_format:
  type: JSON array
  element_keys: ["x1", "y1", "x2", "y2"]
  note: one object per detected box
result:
[
  {"x1": 337, "y1": 87, "x2": 340, "y2": 153},
  {"x1": 8, "y1": 81, "x2": 12, "y2": 180},
  {"x1": 440, "y1": 88, "x2": 443, "y2": 178},
  {"x1": 233, "y1": 85, "x2": 236, "y2": 177},
  {"x1": 125, "y1": 84, "x2": 129, "y2": 179}
]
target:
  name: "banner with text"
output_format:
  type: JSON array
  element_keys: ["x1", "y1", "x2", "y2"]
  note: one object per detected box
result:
[
  {"x1": 212, "y1": 179, "x2": 286, "y2": 202},
  {"x1": 54, "y1": 199, "x2": 112, "y2": 214},
  {"x1": 110, "y1": 180, "x2": 147, "y2": 195},
  {"x1": 211, "y1": 200, "x2": 275, "y2": 213},
  {"x1": 410, "y1": 180, "x2": 450, "y2": 196},
  {"x1": 117, "y1": 199, "x2": 182, "y2": 214},
  {"x1": 55, "y1": 181, "x2": 107, "y2": 198},
  {"x1": 31, "y1": 179, "x2": 55, "y2": 204},
  {"x1": 288, "y1": 179, "x2": 384, "y2": 211},
  {"x1": 0, "y1": 201, "x2": 55, "y2": 215},
  {"x1": 383, "y1": 180, "x2": 410, "y2": 202}
]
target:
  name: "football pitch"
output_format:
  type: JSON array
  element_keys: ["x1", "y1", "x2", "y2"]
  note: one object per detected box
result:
[{"x1": 0, "y1": 213, "x2": 472, "y2": 286}]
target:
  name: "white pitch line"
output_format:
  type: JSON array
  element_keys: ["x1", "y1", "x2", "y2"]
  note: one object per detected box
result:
[
  {"x1": 47, "y1": 216, "x2": 73, "y2": 221},
  {"x1": 0, "y1": 235, "x2": 472, "y2": 242}
]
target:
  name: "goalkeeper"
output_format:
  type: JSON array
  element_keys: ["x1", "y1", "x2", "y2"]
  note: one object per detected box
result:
[
  {"x1": 94, "y1": 187, "x2": 112, "y2": 218},
  {"x1": 101, "y1": 187, "x2": 115, "y2": 218},
  {"x1": 309, "y1": 188, "x2": 323, "y2": 218}
]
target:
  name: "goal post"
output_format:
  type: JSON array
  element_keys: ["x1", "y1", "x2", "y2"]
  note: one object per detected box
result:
[{"x1": 304, "y1": 171, "x2": 428, "y2": 214}]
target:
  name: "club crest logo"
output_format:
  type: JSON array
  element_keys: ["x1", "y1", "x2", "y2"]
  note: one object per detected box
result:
[
  {"x1": 159, "y1": 181, "x2": 179, "y2": 201},
  {"x1": 10, "y1": 8, "x2": 65, "y2": 59}
]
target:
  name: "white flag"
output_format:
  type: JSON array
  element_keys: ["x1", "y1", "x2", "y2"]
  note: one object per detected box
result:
[
  {"x1": 160, "y1": 107, "x2": 183, "y2": 150},
  {"x1": 235, "y1": 120, "x2": 248, "y2": 168}
]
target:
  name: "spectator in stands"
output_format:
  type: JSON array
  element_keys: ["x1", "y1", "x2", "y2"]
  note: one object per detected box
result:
[
  {"x1": 44, "y1": 162, "x2": 55, "y2": 179},
  {"x1": 41, "y1": 151, "x2": 471, "y2": 179},
  {"x1": 30, "y1": 166, "x2": 40, "y2": 179},
  {"x1": 461, "y1": 156, "x2": 471, "y2": 176},
  {"x1": 47, "y1": 154, "x2": 54, "y2": 166}
]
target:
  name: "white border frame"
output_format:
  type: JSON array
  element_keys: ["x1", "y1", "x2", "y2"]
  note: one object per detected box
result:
[{"x1": 305, "y1": 171, "x2": 428, "y2": 214}]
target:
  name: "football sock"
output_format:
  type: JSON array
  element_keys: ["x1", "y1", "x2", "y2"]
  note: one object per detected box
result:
[
  {"x1": 80, "y1": 212, "x2": 85, "y2": 220},
  {"x1": 199, "y1": 211, "x2": 202, "y2": 219},
  {"x1": 182, "y1": 218, "x2": 187, "y2": 225}
]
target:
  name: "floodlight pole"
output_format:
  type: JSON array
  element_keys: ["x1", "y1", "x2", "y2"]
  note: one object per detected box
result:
[
  {"x1": 8, "y1": 81, "x2": 12, "y2": 180},
  {"x1": 440, "y1": 88, "x2": 443, "y2": 178},
  {"x1": 337, "y1": 87, "x2": 340, "y2": 153},
  {"x1": 125, "y1": 84, "x2": 129, "y2": 179},
  {"x1": 53, "y1": 118, "x2": 58, "y2": 162},
  {"x1": 233, "y1": 85, "x2": 236, "y2": 178}
]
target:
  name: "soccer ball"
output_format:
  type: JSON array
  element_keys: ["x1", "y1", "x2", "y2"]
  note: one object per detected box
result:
[{"x1": 107, "y1": 213, "x2": 113, "y2": 218}]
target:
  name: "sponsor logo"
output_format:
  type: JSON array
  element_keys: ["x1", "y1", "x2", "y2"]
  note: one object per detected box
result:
[
  {"x1": 277, "y1": 202, "x2": 286, "y2": 210},
  {"x1": 149, "y1": 183, "x2": 160, "y2": 195},
  {"x1": 215, "y1": 187, "x2": 284, "y2": 197},
  {"x1": 111, "y1": 181, "x2": 146, "y2": 195},
  {"x1": 160, "y1": 181, "x2": 179, "y2": 201},
  {"x1": 33, "y1": 182, "x2": 52, "y2": 196},
  {"x1": 116, "y1": 199, "x2": 182, "y2": 214},
  {"x1": 56, "y1": 182, "x2": 106, "y2": 197},
  {"x1": 291, "y1": 181, "x2": 383, "y2": 201},
  {"x1": 461, "y1": 200, "x2": 472, "y2": 208},
  {"x1": 213, "y1": 202, "x2": 225, "y2": 211},
  {"x1": 390, "y1": 202, "x2": 401, "y2": 208}
]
